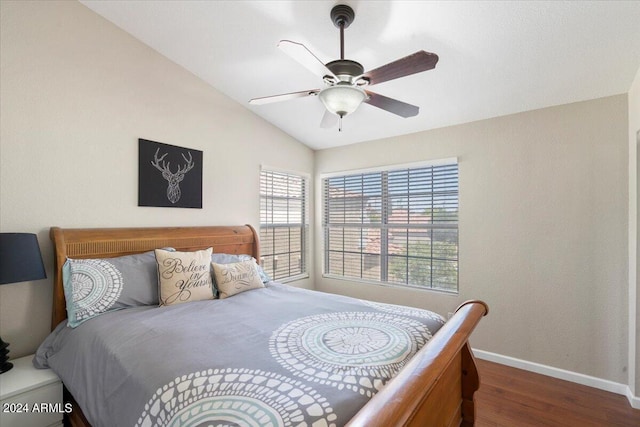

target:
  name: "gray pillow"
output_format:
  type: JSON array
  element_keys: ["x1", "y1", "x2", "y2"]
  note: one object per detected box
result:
[{"x1": 63, "y1": 249, "x2": 173, "y2": 328}]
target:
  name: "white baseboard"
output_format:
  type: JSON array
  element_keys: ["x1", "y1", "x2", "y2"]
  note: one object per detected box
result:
[
  {"x1": 472, "y1": 348, "x2": 640, "y2": 409},
  {"x1": 627, "y1": 387, "x2": 640, "y2": 409}
]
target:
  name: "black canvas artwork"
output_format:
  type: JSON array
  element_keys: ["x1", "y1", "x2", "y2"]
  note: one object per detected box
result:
[{"x1": 138, "y1": 139, "x2": 203, "y2": 208}]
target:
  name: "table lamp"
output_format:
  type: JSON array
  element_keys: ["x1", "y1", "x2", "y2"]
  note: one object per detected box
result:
[{"x1": 0, "y1": 233, "x2": 47, "y2": 373}]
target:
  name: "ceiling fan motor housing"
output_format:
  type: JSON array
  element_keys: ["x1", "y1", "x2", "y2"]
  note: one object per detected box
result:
[{"x1": 326, "y1": 59, "x2": 364, "y2": 83}]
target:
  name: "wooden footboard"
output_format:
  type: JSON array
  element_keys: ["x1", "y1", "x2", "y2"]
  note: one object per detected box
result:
[
  {"x1": 50, "y1": 226, "x2": 487, "y2": 427},
  {"x1": 64, "y1": 388, "x2": 91, "y2": 427},
  {"x1": 347, "y1": 300, "x2": 489, "y2": 427}
]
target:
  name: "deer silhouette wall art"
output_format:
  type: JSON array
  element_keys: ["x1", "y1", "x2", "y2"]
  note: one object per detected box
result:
[
  {"x1": 151, "y1": 148, "x2": 194, "y2": 204},
  {"x1": 138, "y1": 139, "x2": 203, "y2": 209}
]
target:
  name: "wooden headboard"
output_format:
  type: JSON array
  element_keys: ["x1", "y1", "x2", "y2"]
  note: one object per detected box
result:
[{"x1": 49, "y1": 225, "x2": 259, "y2": 330}]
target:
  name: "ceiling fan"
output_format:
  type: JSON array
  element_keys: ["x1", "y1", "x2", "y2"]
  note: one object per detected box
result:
[{"x1": 249, "y1": 4, "x2": 439, "y2": 131}]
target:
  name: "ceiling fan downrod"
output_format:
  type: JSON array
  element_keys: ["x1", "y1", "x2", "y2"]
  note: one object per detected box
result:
[{"x1": 330, "y1": 4, "x2": 355, "y2": 60}]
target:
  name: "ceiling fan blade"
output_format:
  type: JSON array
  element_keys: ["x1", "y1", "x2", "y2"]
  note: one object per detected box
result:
[
  {"x1": 364, "y1": 90, "x2": 419, "y2": 118},
  {"x1": 278, "y1": 40, "x2": 337, "y2": 80},
  {"x1": 320, "y1": 110, "x2": 339, "y2": 128},
  {"x1": 362, "y1": 51, "x2": 438, "y2": 86},
  {"x1": 249, "y1": 89, "x2": 319, "y2": 105}
]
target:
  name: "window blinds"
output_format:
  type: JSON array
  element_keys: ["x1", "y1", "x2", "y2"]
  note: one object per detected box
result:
[
  {"x1": 323, "y1": 162, "x2": 458, "y2": 292},
  {"x1": 260, "y1": 170, "x2": 308, "y2": 280}
]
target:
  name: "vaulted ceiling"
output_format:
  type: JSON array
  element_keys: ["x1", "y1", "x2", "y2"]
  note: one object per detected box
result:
[{"x1": 80, "y1": 1, "x2": 640, "y2": 150}]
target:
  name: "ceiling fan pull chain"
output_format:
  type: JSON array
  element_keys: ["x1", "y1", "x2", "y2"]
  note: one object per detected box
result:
[{"x1": 339, "y1": 115, "x2": 343, "y2": 132}]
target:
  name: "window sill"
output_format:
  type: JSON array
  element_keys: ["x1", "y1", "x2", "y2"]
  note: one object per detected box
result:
[
  {"x1": 276, "y1": 273, "x2": 310, "y2": 284},
  {"x1": 321, "y1": 274, "x2": 459, "y2": 295}
]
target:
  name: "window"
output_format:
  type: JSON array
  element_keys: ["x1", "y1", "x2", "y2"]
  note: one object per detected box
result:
[
  {"x1": 323, "y1": 161, "x2": 458, "y2": 292},
  {"x1": 260, "y1": 169, "x2": 308, "y2": 281}
]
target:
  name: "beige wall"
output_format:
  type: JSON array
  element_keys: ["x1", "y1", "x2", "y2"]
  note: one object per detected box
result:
[
  {"x1": 0, "y1": 1, "x2": 314, "y2": 358},
  {"x1": 315, "y1": 95, "x2": 629, "y2": 384},
  {"x1": 629, "y1": 65, "x2": 640, "y2": 393}
]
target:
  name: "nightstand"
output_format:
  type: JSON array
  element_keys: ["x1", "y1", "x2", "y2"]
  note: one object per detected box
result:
[{"x1": 0, "y1": 354, "x2": 63, "y2": 427}]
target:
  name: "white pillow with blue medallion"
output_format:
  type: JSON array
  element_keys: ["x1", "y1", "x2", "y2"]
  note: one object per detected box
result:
[{"x1": 63, "y1": 249, "x2": 173, "y2": 328}]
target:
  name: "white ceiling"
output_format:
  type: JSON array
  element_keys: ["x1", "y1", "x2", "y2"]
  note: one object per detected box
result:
[{"x1": 80, "y1": 1, "x2": 640, "y2": 150}]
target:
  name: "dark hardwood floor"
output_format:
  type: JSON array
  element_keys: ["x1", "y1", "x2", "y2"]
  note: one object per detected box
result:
[{"x1": 475, "y1": 359, "x2": 640, "y2": 427}]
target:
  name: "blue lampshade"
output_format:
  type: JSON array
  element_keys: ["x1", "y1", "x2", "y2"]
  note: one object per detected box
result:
[
  {"x1": 0, "y1": 233, "x2": 46, "y2": 285},
  {"x1": 0, "y1": 233, "x2": 46, "y2": 373}
]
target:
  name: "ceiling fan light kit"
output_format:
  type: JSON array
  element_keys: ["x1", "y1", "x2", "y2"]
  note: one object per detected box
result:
[
  {"x1": 319, "y1": 85, "x2": 366, "y2": 118},
  {"x1": 249, "y1": 4, "x2": 439, "y2": 131}
]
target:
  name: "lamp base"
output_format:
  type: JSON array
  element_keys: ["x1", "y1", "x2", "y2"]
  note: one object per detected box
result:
[
  {"x1": 0, "y1": 336, "x2": 13, "y2": 374},
  {"x1": 0, "y1": 361, "x2": 13, "y2": 374}
]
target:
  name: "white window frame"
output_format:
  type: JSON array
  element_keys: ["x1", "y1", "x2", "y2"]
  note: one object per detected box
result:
[
  {"x1": 321, "y1": 158, "x2": 459, "y2": 293},
  {"x1": 260, "y1": 167, "x2": 309, "y2": 282}
]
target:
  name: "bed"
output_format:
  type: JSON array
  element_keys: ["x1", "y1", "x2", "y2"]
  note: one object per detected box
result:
[{"x1": 39, "y1": 224, "x2": 488, "y2": 427}]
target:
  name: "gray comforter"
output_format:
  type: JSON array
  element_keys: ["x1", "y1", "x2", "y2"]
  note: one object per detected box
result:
[{"x1": 34, "y1": 283, "x2": 445, "y2": 427}]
